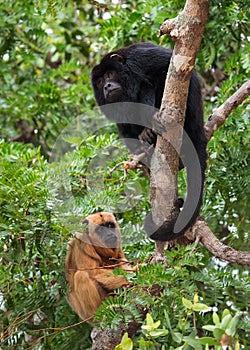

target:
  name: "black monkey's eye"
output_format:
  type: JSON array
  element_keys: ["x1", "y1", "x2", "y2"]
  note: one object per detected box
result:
[
  {"x1": 96, "y1": 77, "x2": 103, "y2": 88},
  {"x1": 108, "y1": 71, "x2": 114, "y2": 79}
]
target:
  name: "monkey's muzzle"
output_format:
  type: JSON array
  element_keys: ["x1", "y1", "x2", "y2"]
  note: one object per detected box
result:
[{"x1": 96, "y1": 226, "x2": 118, "y2": 247}]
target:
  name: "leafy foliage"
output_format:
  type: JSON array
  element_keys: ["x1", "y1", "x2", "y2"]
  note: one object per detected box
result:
[
  {"x1": 0, "y1": 0, "x2": 249, "y2": 349},
  {"x1": 115, "y1": 305, "x2": 244, "y2": 349},
  {"x1": 204, "y1": 104, "x2": 249, "y2": 250},
  {"x1": 93, "y1": 246, "x2": 249, "y2": 348}
]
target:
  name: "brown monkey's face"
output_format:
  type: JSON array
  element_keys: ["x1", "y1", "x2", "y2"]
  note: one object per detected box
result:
[{"x1": 83, "y1": 212, "x2": 121, "y2": 249}]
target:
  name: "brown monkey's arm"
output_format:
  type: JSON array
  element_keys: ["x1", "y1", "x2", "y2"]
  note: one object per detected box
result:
[
  {"x1": 109, "y1": 257, "x2": 137, "y2": 273},
  {"x1": 94, "y1": 270, "x2": 129, "y2": 290}
]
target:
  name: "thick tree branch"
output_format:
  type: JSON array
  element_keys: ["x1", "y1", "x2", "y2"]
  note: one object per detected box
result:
[
  {"x1": 205, "y1": 80, "x2": 250, "y2": 141},
  {"x1": 150, "y1": 0, "x2": 210, "y2": 254},
  {"x1": 191, "y1": 219, "x2": 250, "y2": 266}
]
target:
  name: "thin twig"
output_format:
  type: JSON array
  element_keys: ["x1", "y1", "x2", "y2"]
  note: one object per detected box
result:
[
  {"x1": 67, "y1": 259, "x2": 136, "y2": 272},
  {"x1": 109, "y1": 145, "x2": 154, "y2": 180}
]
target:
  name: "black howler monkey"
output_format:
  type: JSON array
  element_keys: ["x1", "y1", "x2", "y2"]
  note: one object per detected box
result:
[{"x1": 91, "y1": 42, "x2": 207, "y2": 241}]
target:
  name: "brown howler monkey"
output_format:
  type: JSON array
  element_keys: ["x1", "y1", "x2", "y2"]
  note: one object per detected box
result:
[{"x1": 65, "y1": 212, "x2": 134, "y2": 322}]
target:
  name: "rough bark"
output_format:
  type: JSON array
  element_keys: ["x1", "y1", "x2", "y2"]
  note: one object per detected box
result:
[
  {"x1": 160, "y1": 80, "x2": 250, "y2": 260},
  {"x1": 91, "y1": 318, "x2": 144, "y2": 350},
  {"x1": 91, "y1": 326, "x2": 127, "y2": 350},
  {"x1": 151, "y1": 0, "x2": 210, "y2": 249}
]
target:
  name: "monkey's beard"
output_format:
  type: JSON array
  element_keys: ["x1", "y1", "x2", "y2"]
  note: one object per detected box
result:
[
  {"x1": 105, "y1": 89, "x2": 122, "y2": 103},
  {"x1": 94, "y1": 227, "x2": 119, "y2": 248}
]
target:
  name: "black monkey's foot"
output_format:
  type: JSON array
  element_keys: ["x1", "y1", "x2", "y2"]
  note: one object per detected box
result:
[
  {"x1": 148, "y1": 251, "x2": 167, "y2": 264},
  {"x1": 144, "y1": 208, "x2": 181, "y2": 242},
  {"x1": 139, "y1": 127, "x2": 157, "y2": 145},
  {"x1": 177, "y1": 198, "x2": 184, "y2": 208},
  {"x1": 152, "y1": 112, "x2": 166, "y2": 136}
]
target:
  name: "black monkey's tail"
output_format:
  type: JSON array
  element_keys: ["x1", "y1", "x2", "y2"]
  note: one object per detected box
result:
[{"x1": 144, "y1": 135, "x2": 207, "y2": 242}]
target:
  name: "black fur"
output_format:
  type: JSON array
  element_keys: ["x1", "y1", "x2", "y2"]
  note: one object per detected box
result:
[{"x1": 91, "y1": 42, "x2": 207, "y2": 241}]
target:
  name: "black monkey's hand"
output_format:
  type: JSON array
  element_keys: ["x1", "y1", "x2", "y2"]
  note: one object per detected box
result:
[
  {"x1": 139, "y1": 127, "x2": 157, "y2": 145},
  {"x1": 152, "y1": 112, "x2": 166, "y2": 136}
]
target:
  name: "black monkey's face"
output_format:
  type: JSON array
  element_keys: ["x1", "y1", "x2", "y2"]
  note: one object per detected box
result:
[
  {"x1": 83, "y1": 212, "x2": 121, "y2": 248},
  {"x1": 95, "y1": 70, "x2": 123, "y2": 103},
  {"x1": 101, "y1": 71, "x2": 123, "y2": 102},
  {"x1": 91, "y1": 53, "x2": 125, "y2": 105}
]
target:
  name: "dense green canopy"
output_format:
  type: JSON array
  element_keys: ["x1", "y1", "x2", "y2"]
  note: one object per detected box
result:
[{"x1": 0, "y1": 1, "x2": 249, "y2": 349}]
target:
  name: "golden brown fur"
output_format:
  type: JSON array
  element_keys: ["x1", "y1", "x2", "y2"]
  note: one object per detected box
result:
[{"x1": 65, "y1": 212, "x2": 133, "y2": 322}]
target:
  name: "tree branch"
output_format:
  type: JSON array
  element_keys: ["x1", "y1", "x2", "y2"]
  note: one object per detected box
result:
[
  {"x1": 191, "y1": 219, "x2": 250, "y2": 266},
  {"x1": 186, "y1": 81, "x2": 250, "y2": 265},
  {"x1": 149, "y1": 0, "x2": 210, "y2": 256},
  {"x1": 205, "y1": 80, "x2": 250, "y2": 141}
]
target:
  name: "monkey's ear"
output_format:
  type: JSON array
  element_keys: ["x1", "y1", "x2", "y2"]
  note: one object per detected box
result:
[
  {"x1": 110, "y1": 54, "x2": 124, "y2": 64},
  {"x1": 82, "y1": 218, "x2": 89, "y2": 234}
]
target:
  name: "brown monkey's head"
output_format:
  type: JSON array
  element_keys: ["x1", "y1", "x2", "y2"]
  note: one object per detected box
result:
[{"x1": 82, "y1": 212, "x2": 121, "y2": 249}]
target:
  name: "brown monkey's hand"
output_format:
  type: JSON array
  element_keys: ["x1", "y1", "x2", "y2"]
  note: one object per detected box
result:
[
  {"x1": 130, "y1": 265, "x2": 139, "y2": 272},
  {"x1": 130, "y1": 263, "x2": 146, "y2": 272}
]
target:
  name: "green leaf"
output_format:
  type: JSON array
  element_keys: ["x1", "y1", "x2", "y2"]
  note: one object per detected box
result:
[
  {"x1": 183, "y1": 336, "x2": 202, "y2": 350},
  {"x1": 198, "y1": 337, "x2": 218, "y2": 346},
  {"x1": 149, "y1": 329, "x2": 169, "y2": 338},
  {"x1": 193, "y1": 303, "x2": 210, "y2": 312},
  {"x1": 182, "y1": 297, "x2": 193, "y2": 309},
  {"x1": 222, "y1": 309, "x2": 230, "y2": 319},
  {"x1": 172, "y1": 331, "x2": 183, "y2": 343},
  {"x1": 213, "y1": 328, "x2": 225, "y2": 340},
  {"x1": 145, "y1": 313, "x2": 154, "y2": 326},
  {"x1": 203, "y1": 325, "x2": 216, "y2": 332},
  {"x1": 212, "y1": 312, "x2": 220, "y2": 326},
  {"x1": 226, "y1": 314, "x2": 240, "y2": 336},
  {"x1": 142, "y1": 313, "x2": 161, "y2": 332},
  {"x1": 164, "y1": 312, "x2": 172, "y2": 330},
  {"x1": 138, "y1": 339, "x2": 156, "y2": 350},
  {"x1": 221, "y1": 314, "x2": 232, "y2": 329},
  {"x1": 115, "y1": 333, "x2": 133, "y2": 350}
]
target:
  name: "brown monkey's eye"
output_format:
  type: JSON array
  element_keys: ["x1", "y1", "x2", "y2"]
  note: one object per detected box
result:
[{"x1": 101, "y1": 221, "x2": 116, "y2": 229}]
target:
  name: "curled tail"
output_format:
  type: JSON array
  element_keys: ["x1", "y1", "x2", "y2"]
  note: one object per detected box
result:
[{"x1": 144, "y1": 131, "x2": 207, "y2": 242}]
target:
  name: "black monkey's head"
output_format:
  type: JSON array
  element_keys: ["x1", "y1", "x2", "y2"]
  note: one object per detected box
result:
[
  {"x1": 82, "y1": 212, "x2": 121, "y2": 249},
  {"x1": 91, "y1": 53, "x2": 127, "y2": 105}
]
